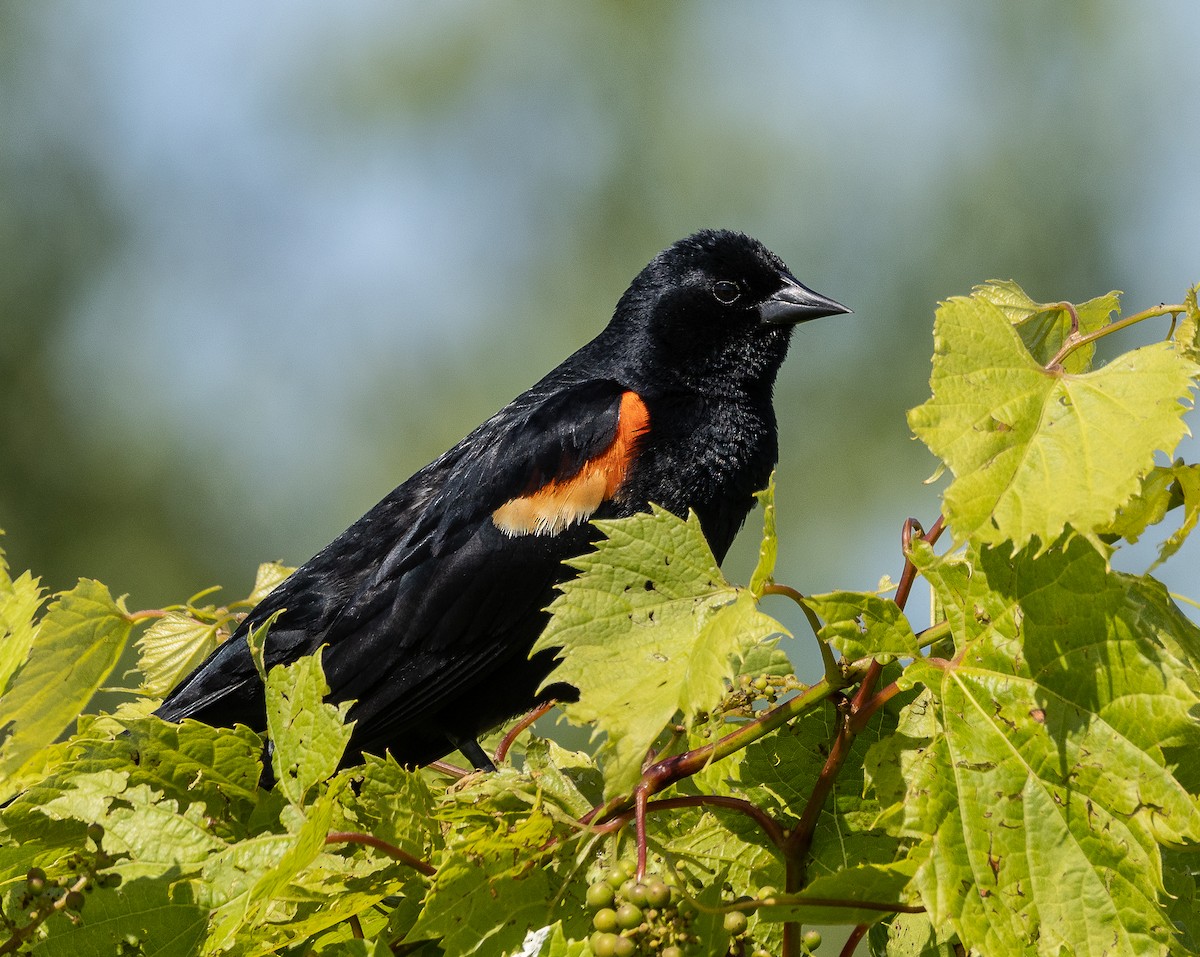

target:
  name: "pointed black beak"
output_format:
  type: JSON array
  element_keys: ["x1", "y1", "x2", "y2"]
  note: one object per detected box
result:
[{"x1": 758, "y1": 279, "x2": 852, "y2": 326}]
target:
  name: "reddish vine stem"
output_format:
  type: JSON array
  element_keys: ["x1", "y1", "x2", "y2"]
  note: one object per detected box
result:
[
  {"x1": 589, "y1": 794, "x2": 788, "y2": 848},
  {"x1": 780, "y1": 514, "x2": 946, "y2": 957},
  {"x1": 849, "y1": 514, "x2": 947, "y2": 734},
  {"x1": 634, "y1": 785, "x2": 650, "y2": 880},
  {"x1": 840, "y1": 923, "x2": 869, "y2": 957},
  {"x1": 427, "y1": 759, "x2": 469, "y2": 779},
  {"x1": 582, "y1": 669, "x2": 853, "y2": 830},
  {"x1": 325, "y1": 831, "x2": 436, "y2": 877},
  {"x1": 494, "y1": 699, "x2": 557, "y2": 765}
]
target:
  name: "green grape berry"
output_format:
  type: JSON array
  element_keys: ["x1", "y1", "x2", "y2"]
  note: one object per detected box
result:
[
  {"x1": 605, "y1": 868, "x2": 627, "y2": 889},
  {"x1": 64, "y1": 890, "x2": 86, "y2": 912},
  {"x1": 590, "y1": 931, "x2": 619, "y2": 957},
  {"x1": 621, "y1": 879, "x2": 650, "y2": 907},
  {"x1": 587, "y1": 881, "x2": 616, "y2": 909},
  {"x1": 86, "y1": 822, "x2": 105, "y2": 845},
  {"x1": 26, "y1": 868, "x2": 46, "y2": 892},
  {"x1": 661, "y1": 947, "x2": 684, "y2": 957},
  {"x1": 803, "y1": 929, "x2": 823, "y2": 951},
  {"x1": 593, "y1": 907, "x2": 619, "y2": 933},
  {"x1": 723, "y1": 910, "x2": 748, "y2": 936},
  {"x1": 615, "y1": 902, "x2": 643, "y2": 929},
  {"x1": 645, "y1": 877, "x2": 672, "y2": 908},
  {"x1": 612, "y1": 936, "x2": 636, "y2": 957}
]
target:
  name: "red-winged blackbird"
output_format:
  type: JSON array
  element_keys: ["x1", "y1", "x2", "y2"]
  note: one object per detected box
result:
[{"x1": 156, "y1": 230, "x2": 849, "y2": 771}]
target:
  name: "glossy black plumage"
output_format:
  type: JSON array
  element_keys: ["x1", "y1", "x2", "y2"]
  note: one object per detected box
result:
[{"x1": 156, "y1": 229, "x2": 849, "y2": 770}]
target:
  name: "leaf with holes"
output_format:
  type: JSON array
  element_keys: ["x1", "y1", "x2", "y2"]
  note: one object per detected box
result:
[
  {"x1": 891, "y1": 539, "x2": 1200, "y2": 956},
  {"x1": 534, "y1": 506, "x2": 785, "y2": 796},
  {"x1": 802, "y1": 591, "x2": 920, "y2": 663}
]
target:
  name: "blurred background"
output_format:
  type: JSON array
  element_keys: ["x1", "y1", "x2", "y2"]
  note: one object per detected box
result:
[{"x1": 2, "y1": 2, "x2": 1198, "y2": 640}]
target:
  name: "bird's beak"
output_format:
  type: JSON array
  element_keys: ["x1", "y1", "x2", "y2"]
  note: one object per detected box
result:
[{"x1": 758, "y1": 279, "x2": 852, "y2": 326}]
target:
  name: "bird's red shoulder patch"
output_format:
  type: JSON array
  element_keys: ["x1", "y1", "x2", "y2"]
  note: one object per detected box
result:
[{"x1": 492, "y1": 391, "x2": 650, "y2": 537}]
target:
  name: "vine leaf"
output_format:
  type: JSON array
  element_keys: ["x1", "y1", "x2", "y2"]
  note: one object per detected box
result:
[
  {"x1": 0, "y1": 543, "x2": 43, "y2": 696},
  {"x1": 29, "y1": 875, "x2": 209, "y2": 957},
  {"x1": 136, "y1": 612, "x2": 222, "y2": 700},
  {"x1": 802, "y1": 591, "x2": 919, "y2": 663},
  {"x1": 254, "y1": 630, "x2": 355, "y2": 806},
  {"x1": 0, "y1": 579, "x2": 133, "y2": 799},
  {"x1": 535, "y1": 506, "x2": 785, "y2": 796},
  {"x1": 1152, "y1": 462, "x2": 1200, "y2": 568},
  {"x1": 908, "y1": 287, "x2": 1200, "y2": 553},
  {"x1": 749, "y1": 472, "x2": 778, "y2": 596},
  {"x1": 972, "y1": 279, "x2": 1118, "y2": 373},
  {"x1": 891, "y1": 539, "x2": 1200, "y2": 957},
  {"x1": 1176, "y1": 283, "x2": 1200, "y2": 361}
]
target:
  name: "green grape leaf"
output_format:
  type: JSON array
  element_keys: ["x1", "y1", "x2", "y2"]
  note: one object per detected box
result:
[
  {"x1": 802, "y1": 591, "x2": 920, "y2": 662},
  {"x1": 1162, "y1": 849, "x2": 1199, "y2": 956},
  {"x1": 117, "y1": 716, "x2": 262, "y2": 827},
  {"x1": 0, "y1": 579, "x2": 133, "y2": 798},
  {"x1": 522, "y1": 737, "x2": 603, "y2": 817},
  {"x1": 347, "y1": 754, "x2": 441, "y2": 860},
  {"x1": 972, "y1": 279, "x2": 1118, "y2": 372},
  {"x1": 896, "y1": 539, "x2": 1200, "y2": 957},
  {"x1": 535, "y1": 507, "x2": 785, "y2": 796},
  {"x1": 246, "y1": 561, "x2": 295, "y2": 607},
  {"x1": 539, "y1": 921, "x2": 591, "y2": 957},
  {"x1": 756, "y1": 859, "x2": 918, "y2": 927},
  {"x1": 1176, "y1": 283, "x2": 1200, "y2": 361},
  {"x1": 103, "y1": 784, "x2": 227, "y2": 868},
  {"x1": 407, "y1": 856, "x2": 554, "y2": 957},
  {"x1": 1102, "y1": 464, "x2": 1178, "y2": 545},
  {"x1": 30, "y1": 874, "x2": 209, "y2": 957},
  {"x1": 260, "y1": 642, "x2": 354, "y2": 806},
  {"x1": 749, "y1": 473, "x2": 778, "y2": 596},
  {"x1": 408, "y1": 807, "x2": 567, "y2": 957},
  {"x1": 202, "y1": 782, "x2": 344, "y2": 950},
  {"x1": 0, "y1": 546, "x2": 43, "y2": 695},
  {"x1": 867, "y1": 912, "x2": 958, "y2": 957},
  {"x1": 135, "y1": 612, "x2": 221, "y2": 699},
  {"x1": 908, "y1": 291, "x2": 1200, "y2": 553},
  {"x1": 1153, "y1": 462, "x2": 1200, "y2": 568}
]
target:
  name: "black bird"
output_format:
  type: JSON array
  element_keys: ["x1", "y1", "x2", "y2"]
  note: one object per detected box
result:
[{"x1": 156, "y1": 230, "x2": 849, "y2": 772}]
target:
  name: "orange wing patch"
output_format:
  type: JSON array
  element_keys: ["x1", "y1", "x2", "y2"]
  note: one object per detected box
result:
[{"x1": 492, "y1": 391, "x2": 650, "y2": 537}]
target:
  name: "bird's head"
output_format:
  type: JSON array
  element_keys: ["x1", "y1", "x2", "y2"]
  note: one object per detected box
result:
[{"x1": 611, "y1": 229, "x2": 850, "y2": 393}]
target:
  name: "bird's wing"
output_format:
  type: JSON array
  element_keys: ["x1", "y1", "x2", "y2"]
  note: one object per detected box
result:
[{"x1": 156, "y1": 377, "x2": 649, "y2": 741}]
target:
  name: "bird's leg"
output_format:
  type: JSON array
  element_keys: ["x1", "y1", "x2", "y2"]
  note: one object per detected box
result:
[{"x1": 449, "y1": 734, "x2": 497, "y2": 772}]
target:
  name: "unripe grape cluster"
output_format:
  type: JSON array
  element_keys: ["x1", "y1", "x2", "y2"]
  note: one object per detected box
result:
[
  {"x1": 585, "y1": 863, "x2": 801, "y2": 956},
  {"x1": 585, "y1": 861, "x2": 701, "y2": 957},
  {"x1": 710, "y1": 673, "x2": 806, "y2": 724},
  {"x1": 12, "y1": 824, "x2": 123, "y2": 936}
]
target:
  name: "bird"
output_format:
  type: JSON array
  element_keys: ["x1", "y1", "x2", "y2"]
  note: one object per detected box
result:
[{"x1": 155, "y1": 229, "x2": 850, "y2": 774}]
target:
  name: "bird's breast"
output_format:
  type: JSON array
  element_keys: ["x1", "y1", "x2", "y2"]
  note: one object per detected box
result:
[{"x1": 620, "y1": 394, "x2": 777, "y2": 562}]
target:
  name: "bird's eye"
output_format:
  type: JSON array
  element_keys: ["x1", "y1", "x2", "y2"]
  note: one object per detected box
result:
[{"x1": 712, "y1": 280, "x2": 741, "y2": 304}]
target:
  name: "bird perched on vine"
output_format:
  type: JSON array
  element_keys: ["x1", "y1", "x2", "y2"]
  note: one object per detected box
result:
[{"x1": 156, "y1": 229, "x2": 850, "y2": 772}]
